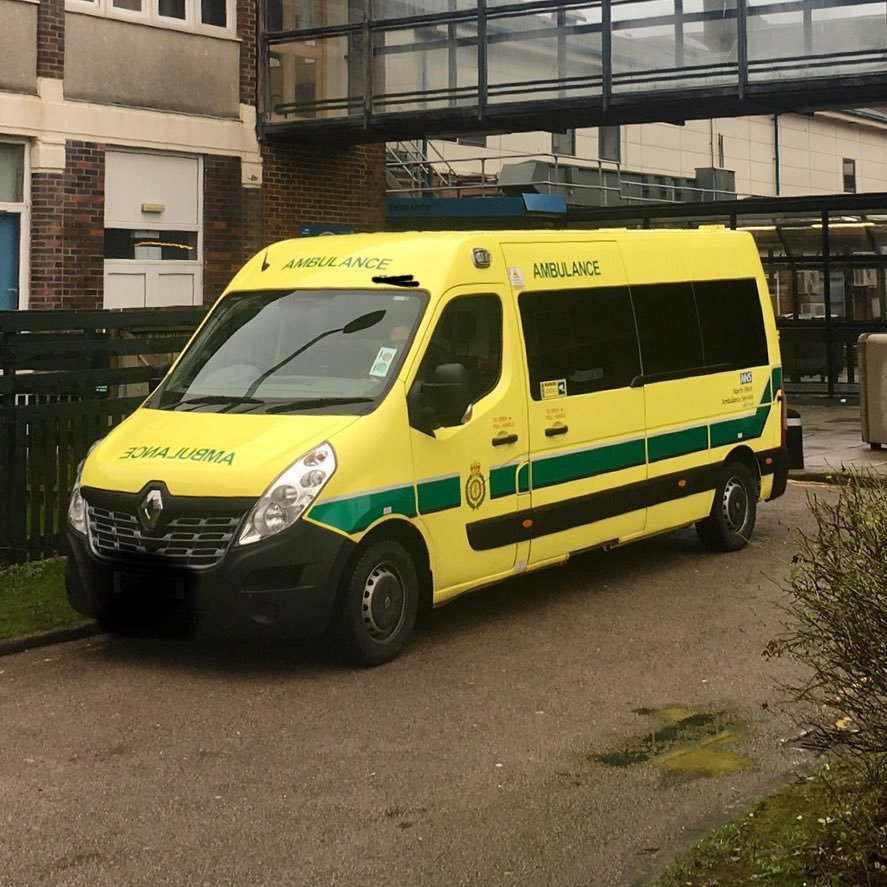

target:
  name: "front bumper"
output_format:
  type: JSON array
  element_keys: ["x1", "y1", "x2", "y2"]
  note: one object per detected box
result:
[{"x1": 65, "y1": 500, "x2": 355, "y2": 637}]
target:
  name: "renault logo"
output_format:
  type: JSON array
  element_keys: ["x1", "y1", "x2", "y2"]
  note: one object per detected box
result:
[{"x1": 138, "y1": 489, "x2": 164, "y2": 532}]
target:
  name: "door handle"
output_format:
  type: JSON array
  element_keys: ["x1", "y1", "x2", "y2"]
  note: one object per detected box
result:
[
  {"x1": 545, "y1": 425, "x2": 569, "y2": 437},
  {"x1": 492, "y1": 433, "x2": 519, "y2": 446}
]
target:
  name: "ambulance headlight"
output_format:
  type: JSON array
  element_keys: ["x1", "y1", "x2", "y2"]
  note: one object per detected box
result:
[
  {"x1": 238, "y1": 443, "x2": 336, "y2": 545},
  {"x1": 68, "y1": 440, "x2": 102, "y2": 536},
  {"x1": 68, "y1": 485, "x2": 87, "y2": 536}
]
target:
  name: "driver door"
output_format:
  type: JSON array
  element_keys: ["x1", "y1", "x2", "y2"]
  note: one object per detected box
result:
[{"x1": 407, "y1": 287, "x2": 530, "y2": 601}]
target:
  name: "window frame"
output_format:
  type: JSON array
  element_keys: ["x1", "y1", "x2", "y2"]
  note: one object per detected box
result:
[
  {"x1": 598, "y1": 126, "x2": 621, "y2": 163},
  {"x1": 518, "y1": 285, "x2": 643, "y2": 400},
  {"x1": 551, "y1": 129, "x2": 576, "y2": 157},
  {"x1": 65, "y1": 0, "x2": 237, "y2": 38},
  {"x1": 411, "y1": 292, "x2": 505, "y2": 407},
  {"x1": 843, "y1": 158, "x2": 857, "y2": 194}
]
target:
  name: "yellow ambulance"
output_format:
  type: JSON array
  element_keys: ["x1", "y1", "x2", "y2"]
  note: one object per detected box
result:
[{"x1": 66, "y1": 230, "x2": 788, "y2": 665}]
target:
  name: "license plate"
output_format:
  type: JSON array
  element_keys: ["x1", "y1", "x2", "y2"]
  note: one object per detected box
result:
[{"x1": 113, "y1": 572, "x2": 185, "y2": 600}]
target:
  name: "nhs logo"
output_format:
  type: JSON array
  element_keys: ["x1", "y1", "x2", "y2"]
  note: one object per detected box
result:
[{"x1": 740, "y1": 371, "x2": 753, "y2": 385}]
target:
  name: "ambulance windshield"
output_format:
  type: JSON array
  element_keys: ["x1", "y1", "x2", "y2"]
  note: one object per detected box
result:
[{"x1": 152, "y1": 289, "x2": 426, "y2": 414}]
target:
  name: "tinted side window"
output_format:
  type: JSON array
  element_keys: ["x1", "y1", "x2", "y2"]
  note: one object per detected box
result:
[
  {"x1": 631, "y1": 282, "x2": 704, "y2": 377},
  {"x1": 693, "y1": 279, "x2": 769, "y2": 369},
  {"x1": 416, "y1": 295, "x2": 502, "y2": 401},
  {"x1": 519, "y1": 287, "x2": 641, "y2": 399}
]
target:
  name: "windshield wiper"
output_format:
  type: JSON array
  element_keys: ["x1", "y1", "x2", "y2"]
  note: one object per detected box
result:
[
  {"x1": 265, "y1": 396, "x2": 375, "y2": 414},
  {"x1": 171, "y1": 394, "x2": 264, "y2": 412},
  {"x1": 243, "y1": 310, "x2": 386, "y2": 398}
]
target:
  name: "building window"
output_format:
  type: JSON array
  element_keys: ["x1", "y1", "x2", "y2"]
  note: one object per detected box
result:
[
  {"x1": 66, "y1": 0, "x2": 235, "y2": 35},
  {"x1": 599, "y1": 126, "x2": 621, "y2": 163},
  {"x1": 551, "y1": 129, "x2": 575, "y2": 156},
  {"x1": 843, "y1": 158, "x2": 857, "y2": 194},
  {"x1": 441, "y1": 134, "x2": 487, "y2": 147},
  {"x1": 104, "y1": 229, "x2": 199, "y2": 261},
  {"x1": 0, "y1": 143, "x2": 25, "y2": 204}
]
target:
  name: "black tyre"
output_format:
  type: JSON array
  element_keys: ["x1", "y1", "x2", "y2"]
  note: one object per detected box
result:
[
  {"x1": 695, "y1": 461, "x2": 758, "y2": 552},
  {"x1": 336, "y1": 540, "x2": 419, "y2": 667}
]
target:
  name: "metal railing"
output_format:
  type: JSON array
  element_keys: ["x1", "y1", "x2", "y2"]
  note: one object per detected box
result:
[{"x1": 263, "y1": 0, "x2": 887, "y2": 140}]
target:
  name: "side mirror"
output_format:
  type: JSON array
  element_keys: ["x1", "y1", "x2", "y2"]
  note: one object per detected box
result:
[
  {"x1": 149, "y1": 361, "x2": 172, "y2": 390},
  {"x1": 422, "y1": 363, "x2": 472, "y2": 428}
]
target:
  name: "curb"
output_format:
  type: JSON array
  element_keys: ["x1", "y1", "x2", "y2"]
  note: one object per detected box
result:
[
  {"x1": 790, "y1": 469, "x2": 877, "y2": 484},
  {"x1": 0, "y1": 620, "x2": 102, "y2": 657}
]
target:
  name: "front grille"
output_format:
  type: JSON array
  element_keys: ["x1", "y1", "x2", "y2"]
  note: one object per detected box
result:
[{"x1": 87, "y1": 505, "x2": 242, "y2": 568}]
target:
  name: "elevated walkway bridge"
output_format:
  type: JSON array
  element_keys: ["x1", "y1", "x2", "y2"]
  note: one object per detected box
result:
[{"x1": 263, "y1": 0, "x2": 887, "y2": 142}]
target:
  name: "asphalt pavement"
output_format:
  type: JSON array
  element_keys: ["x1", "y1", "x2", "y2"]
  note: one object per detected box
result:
[{"x1": 0, "y1": 485, "x2": 824, "y2": 887}]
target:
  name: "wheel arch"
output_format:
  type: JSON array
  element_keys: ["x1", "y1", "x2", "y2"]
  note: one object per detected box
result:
[
  {"x1": 723, "y1": 445, "x2": 761, "y2": 495},
  {"x1": 355, "y1": 519, "x2": 434, "y2": 628}
]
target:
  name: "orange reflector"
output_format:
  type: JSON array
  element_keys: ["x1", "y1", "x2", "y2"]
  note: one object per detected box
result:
[
  {"x1": 765, "y1": 456, "x2": 774, "y2": 465},
  {"x1": 678, "y1": 479, "x2": 687, "y2": 488},
  {"x1": 522, "y1": 519, "x2": 534, "y2": 529}
]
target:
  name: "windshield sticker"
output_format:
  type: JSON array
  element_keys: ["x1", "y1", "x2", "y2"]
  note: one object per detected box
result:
[
  {"x1": 120, "y1": 446, "x2": 236, "y2": 466},
  {"x1": 281, "y1": 255, "x2": 393, "y2": 271},
  {"x1": 533, "y1": 259, "x2": 601, "y2": 280},
  {"x1": 369, "y1": 346, "x2": 398, "y2": 378},
  {"x1": 540, "y1": 379, "x2": 567, "y2": 400}
]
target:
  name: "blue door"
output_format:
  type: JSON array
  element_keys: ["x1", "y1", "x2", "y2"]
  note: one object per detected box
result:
[{"x1": 0, "y1": 213, "x2": 20, "y2": 310}]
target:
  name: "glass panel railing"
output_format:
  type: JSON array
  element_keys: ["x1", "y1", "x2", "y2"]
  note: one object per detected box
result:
[
  {"x1": 266, "y1": 35, "x2": 361, "y2": 120},
  {"x1": 265, "y1": 0, "x2": 359, "y2": 32},
  {"x1": 611, "y1": 0, "x2": 737, "y2": 93},
  {"x1": 748, "y1": 0, "x2": 887, "y2": 82},
  {"x1": 487, "y1": 8, "x2": 604, "y2": 104},
  {"x1": 373, "y1": 21, "x2": 479, "y2": 112},
  {"x1": 374, "y1": 0, "x2": 478, "y2": 20},
  {"x1": 261, "y1": 0, "x2": 887, "y2": 133}
]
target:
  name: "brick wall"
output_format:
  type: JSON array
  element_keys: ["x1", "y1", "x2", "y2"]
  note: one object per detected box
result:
[
  {"x1": 203, "y1": 155, "x2": 262, "y2": 304},
  {"x1": 237, "y1": 0, "x2": 257, "y2": 106},
  {"x1": 36, "y1": 0, "x2": 65, "y2": 79},
  {"x1": 29, "y1": 142, "x2": 104, "y2": 310},
  {"x1": 64, "y1": 143, "x2": 105, "y2": 309},
  {"x1": 262, "y1": 142, "x2": 387, "y2": 243},
  {"x1": 29, "y1": 173, "x2": 65, "y2": 310}
]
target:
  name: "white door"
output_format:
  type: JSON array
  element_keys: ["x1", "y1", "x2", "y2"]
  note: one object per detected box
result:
[{"x1": 103, "y1": 152, "x2": 203, "y2": 309}]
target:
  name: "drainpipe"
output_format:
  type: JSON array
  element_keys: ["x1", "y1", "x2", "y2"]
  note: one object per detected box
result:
[{"x1": 773, "y1": 114, "x2": 781, "y2": 196}]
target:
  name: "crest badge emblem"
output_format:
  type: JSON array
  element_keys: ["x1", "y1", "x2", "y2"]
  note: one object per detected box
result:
[
  {"x1": 138, "y1": 488, "x2": 164, "y2": 532},
  {"x1": 465, "y1": 461, "x2": 487, "y2": 511}
]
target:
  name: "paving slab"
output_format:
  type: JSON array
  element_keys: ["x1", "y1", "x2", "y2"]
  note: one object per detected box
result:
[{"x1": 788, "y1": 398, "x2": 887, "y2": 480}]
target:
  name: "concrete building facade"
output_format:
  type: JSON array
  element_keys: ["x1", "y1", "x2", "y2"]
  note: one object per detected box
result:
[{"x1": 417, "y1": 109, "x2": 887, "y2": 205}]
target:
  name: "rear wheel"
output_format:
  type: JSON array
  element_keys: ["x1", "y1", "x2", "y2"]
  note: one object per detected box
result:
[
  {"x1": 336, "y1": 540, "x2": 418, "y2": 667},
  {"x1": 696, "y1": 461, "x2": 757, "y2": 552}
]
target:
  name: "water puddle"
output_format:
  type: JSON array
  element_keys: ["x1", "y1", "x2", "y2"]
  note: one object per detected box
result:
[{"x1": 591, "y1": 706, "x2": 748, "y2": 779}]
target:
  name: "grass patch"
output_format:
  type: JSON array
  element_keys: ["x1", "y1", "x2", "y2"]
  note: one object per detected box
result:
[
  {"x1": 0, "y1": 558, "x2": 82, "y2": 639},
  {"x1": 653, "y1": 757, "x2": 887, "y2": 886}
]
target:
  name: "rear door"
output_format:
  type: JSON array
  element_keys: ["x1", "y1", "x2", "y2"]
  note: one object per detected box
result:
[{"x1": 503, "y1": 242, "x2": 647, "y2": 567}]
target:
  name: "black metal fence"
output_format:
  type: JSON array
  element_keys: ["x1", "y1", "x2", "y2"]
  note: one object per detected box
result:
[{"x1": 0, "y1": 307, "x2": 207, "y2": 565}]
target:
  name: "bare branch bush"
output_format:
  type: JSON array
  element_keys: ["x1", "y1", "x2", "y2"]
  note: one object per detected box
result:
[{"x1": 783, "y1": 468, "x2": 887, "y2": 759}]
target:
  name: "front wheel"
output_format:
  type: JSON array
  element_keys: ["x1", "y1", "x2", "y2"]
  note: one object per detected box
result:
[
  {"x1": 335, "y1": 540, "x2": 419, "y2": 667},
  {"x1": 696, "y1": 461, "x2": 758, "y2": 552}
]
